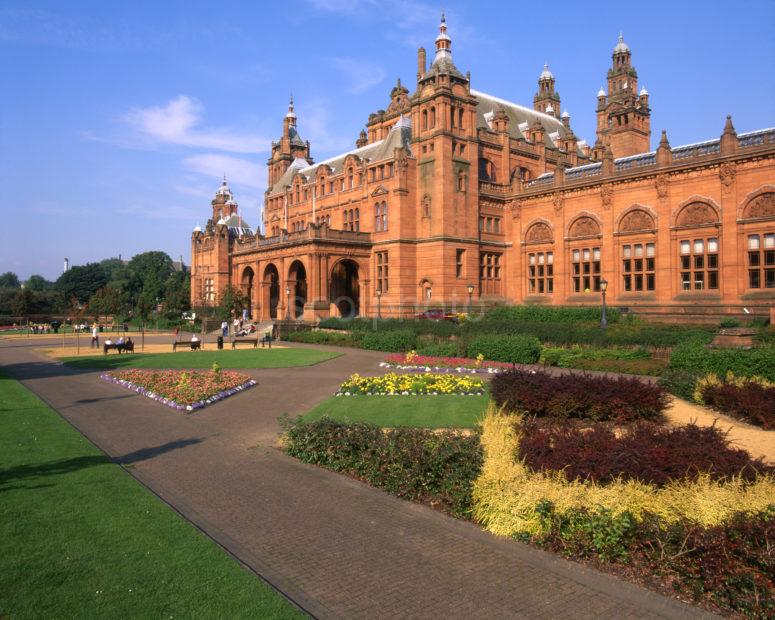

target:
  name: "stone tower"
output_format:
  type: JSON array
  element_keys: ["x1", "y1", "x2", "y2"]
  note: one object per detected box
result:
[
  {"x1": 533, "y1": 63, "x2": 561, "y2": 118},
  {"x1": 267, "y1": 97, "x2": 311, "y2": 187},
  {"x1": 595, "y1": 34, "x2": 651, "y2": 158}
]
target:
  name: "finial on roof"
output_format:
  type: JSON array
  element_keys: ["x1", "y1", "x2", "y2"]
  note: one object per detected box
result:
[
  {"x1": 441, "y1": 11, "x2": 445, "y2": 24},
  {"x1": 597, "y1": 86, "x2": 606, "y2": 97},
  {"x1": 286, "y1": 94, "x2": 296, "y2": 119},
  {"x1": 659, "y1": 129, "x2": 670, "y2": 148},
  {"x1": 639, "y1": 86, "x2": 648, "y2": 96},
  {"x1": 723, "y1": 114, "x2": 736, "y2": 134},
  {"x1": 540, "y1": 63, "x2": 553, "y2": 80},
  {"x1": 614, "y1": 32, "x2": 630, "y2": 53},
  {"x1": 561, "y1": 109, "x2": 570, "y2": 119}
]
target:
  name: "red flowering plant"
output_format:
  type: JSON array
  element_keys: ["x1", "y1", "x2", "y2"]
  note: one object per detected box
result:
[
  {"x1": 381, "y1": 351, "x2": 513, "y2": 374},
  {"x1": 101, "y1": 363, "x2": 256, "y2": 412}
]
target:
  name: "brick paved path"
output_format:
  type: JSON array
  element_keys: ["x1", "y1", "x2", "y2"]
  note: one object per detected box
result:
[{"x1": 0, "y1": 338, "x2": 714, "y2": 619}]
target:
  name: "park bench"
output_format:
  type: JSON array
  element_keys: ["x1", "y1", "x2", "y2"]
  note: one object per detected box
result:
[
  {"x1": 259, "y1": 334, "x2": 274, "y2": 348},
  {"x1": 103, "y1": 342, "x2": 134, "y2": 355},
  {"x1": 172, "y1": 340, "x2": 202, "y2": 352},
  {"x1": 231, "y1": 338, "x2": 258, "y2": 349}
]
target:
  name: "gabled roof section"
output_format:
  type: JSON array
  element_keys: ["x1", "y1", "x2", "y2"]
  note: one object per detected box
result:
[
  {"x1": 268, "y1": 118, "x2": 413, "y2": 195},
  {"x1": 472, "y1": 89, "x2": 585, "y2": 156}
]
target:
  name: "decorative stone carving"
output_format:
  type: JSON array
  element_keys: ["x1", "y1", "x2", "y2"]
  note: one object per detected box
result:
[
  {"x1": 655, "y1": 174, "x2": 669, "y2": 199},
  {"x1": 619, "y1": 209, "x2": 655, "y2": 233},
  {"x1": 525, "y1": 222, "x2": 552, "y2": 242},
  {"x1": 509, "y1": 199, "x2": 521, "y2": 220},
  {"x1": 744, "y1": 192, "x2": 775, "y2": 219},
  {"x1": 422, "y1": 194, "x2": 431, "y2": 218},
  {"x1": 552, "y1": 192, "x2": 564, "y2": 214},
  {"x1": 675, "y1": 202, "x2": 718, "y2": 228},
  {"x1": 395, "y1": 147, "x2": 409, "y2": 171},
  {"x1": 569, "y1": 216, "x2": 601, "y2": 238},
  {"x1": 719, "y1": 162, "x2": 736, "y2": 189},
  {"x1": 600, "y1": 184, "x2": 613, "y2": 210}
]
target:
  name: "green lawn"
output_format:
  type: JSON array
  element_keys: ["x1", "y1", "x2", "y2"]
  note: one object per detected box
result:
[
  {"x1": 0, "y1": 373, "x2": 301, "y2": 619},
  {"x1": 300, "y1": 394, "x2": 489, "y2": 428},
  {"x1": 62, "y1": 347, "x2": 340, "y2": 370}
]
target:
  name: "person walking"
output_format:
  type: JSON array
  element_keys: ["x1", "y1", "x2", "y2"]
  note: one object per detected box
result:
[
  {"x1": 221, "y1": 320, "x2": 228, "y2": 337},
  {"x1": 91, "y1": 324, "x2": 99, "y2": 349}
]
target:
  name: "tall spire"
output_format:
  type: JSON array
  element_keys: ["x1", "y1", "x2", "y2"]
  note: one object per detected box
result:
[
  {"x1": 434, "y1": 11, "x2": 452, "y2": 62},
  {"x1": 286, "y1": 94, "x2": 296, "y2": 123}
]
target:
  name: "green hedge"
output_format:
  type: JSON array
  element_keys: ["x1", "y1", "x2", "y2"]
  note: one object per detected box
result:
[
  {"x1": 466, "y1": 335, "x2": 541, "y2": 364},
  {"x1": 284, "y1": 330, "x2": 363, "y2": 347},
  {"x1": 485, "y1": 304, "x2": 621, "y2": 323},
  {"x1": 361, "y1": 329, "x2": 416, "y2": 352},
  {"x1": 283, "y1": 417, "x2": 482, "y2": 518},
  {"x1": 668, "y1": 343, "x2": 775, "y2": 382}
]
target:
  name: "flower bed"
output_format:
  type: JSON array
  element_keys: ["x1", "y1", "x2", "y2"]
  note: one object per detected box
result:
[
  {"x1": 491, "y1": 368, "x2": 668, "y2": 422},
  {"x1": 382, "y1": 351, "x2": 512, "y2": 374},
  {"x1": 102, "y1": 368, "x2": 256, "y2": 411},
  {"x1": 337, "y1": 372, "x2": 484, "y2": 396},
  {"x1": 693, "y1": 372, "x2": 775, "y2": 430}
]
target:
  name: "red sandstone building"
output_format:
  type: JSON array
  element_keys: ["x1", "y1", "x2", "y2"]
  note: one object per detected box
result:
[{"x1": 191, "y1": 17, "x2": 775, "y2": 322}]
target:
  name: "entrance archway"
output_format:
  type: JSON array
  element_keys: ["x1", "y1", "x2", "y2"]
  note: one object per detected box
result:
[
  {"x1": 288, "y1": 260, "x2": 307, "y2": 319},
  {"x1": 330, "y1": 259, "x2": 360, "y2": 317},
  {"x1": 241, "y1": 267, "x2": 254, "y2": 318},
  {"x1": 263, "y1": 263, "x2": 280, "y2": 320}
]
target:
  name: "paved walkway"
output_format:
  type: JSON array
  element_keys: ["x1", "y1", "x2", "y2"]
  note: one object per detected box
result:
[{"x1": 0, "y1": 338, "x2": 714, "y2": 619}]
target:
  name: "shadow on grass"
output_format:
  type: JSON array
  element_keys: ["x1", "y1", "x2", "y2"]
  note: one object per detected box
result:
[{"x1": 1, "y1": 438, "x2": 204, "y2": 490}]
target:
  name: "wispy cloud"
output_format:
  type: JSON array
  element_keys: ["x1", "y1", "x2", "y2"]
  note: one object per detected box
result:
[
  {"x1": 181, "y1": 153, "x2": 265, "y2": 191},
  {"x1": 331, "y1": 57, "x2": 386, "y2": 93},
  {"x1": 125, "y1": 96, "x2": 270, "y2": 153}
]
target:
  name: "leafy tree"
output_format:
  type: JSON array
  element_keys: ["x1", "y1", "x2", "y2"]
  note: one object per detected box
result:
[
  {"x1": 0, "y1": 272, "x2": 20, "y2": 288},
  {"x1": 55, "y1": 263, "x2": 108, "y2": 304},
  {"x1": 163, "y1": 271, "x2": 190, "y2": 319},
  {"x1": 10, "y1": 288, "x2": 33, "y2": 316},
  {"x1": 127, "y1": 252, "x2": 173, "y2": 303},
  {"x1": 25, "y1": 275, "x2": 52, "y2": 291},
  {"x1": 216, "y1": 285, "x2": 248, "y2": 321},
  {"x1": 88, "y1": 285, "x2": 128, "y2": 321}
]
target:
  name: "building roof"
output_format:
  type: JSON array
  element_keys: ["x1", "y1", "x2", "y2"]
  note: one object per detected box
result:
[
  {"x1": 268, "y1": 117, "x2": 413, "y2": 194},
  {"x1": 472, "y1": 89, "x2": 584, "y2": 154},
  {"x1": 218, "y1": 213, "x2": 253, "y2": 237}
]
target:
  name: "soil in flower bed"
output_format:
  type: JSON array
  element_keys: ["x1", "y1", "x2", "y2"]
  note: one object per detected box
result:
[{"x1": 103, "y1": 369, "x2": 256, "y2": 411}]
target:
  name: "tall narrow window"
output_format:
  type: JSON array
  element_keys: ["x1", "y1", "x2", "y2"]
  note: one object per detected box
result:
[
  {"x1": 347, "y1": 168, "x2": 354, "y2": 189},
  {"x1": 456, "y1": 249, "x2": 465, "y2": 278},
  {"x1": 747, "y1": 233, "x2": 775, "y2": 289},
  {"x1": 680, "y1": 237, "x2": 719, "y2": 290},
  {"x1": 622, "y1": 243, "x2": 655, "y2": 292},
  {"x1": 430, "y1": 107, "x2": 436, "y2": 128},
  {"x1": 571, "y1": 247, "x2": 601, "y2": 292},
  {"x1": 376, "y1": 252, "x2": 389, "y2": 292},
  {"x1": 479, "y1": 252, "x2": 502, "y2": 295},
  {"x1": 528, "y1": 252, "x2": 554, "y2": 294},
  {"x1": 354, "y1": 208, "x2": 360, "y2": 232}
]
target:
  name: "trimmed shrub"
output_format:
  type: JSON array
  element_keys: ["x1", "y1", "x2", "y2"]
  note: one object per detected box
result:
[
  {"x1": 658, "y1": 369, "x2": 702, "y2": 400},
  {"x1": 534, "y1": 506, "x2": 775, "y2": 617},
  {"x1": 285, "y1": 330, "x2": 363, "y2": 347},
  {"x1": 669, "y1": 342, "x2": 775, "y2": 381},
  {"x1": 696, "y1": 374, "x2": 775, "y2": 430},
  {"x1": 540, "y1": 345, "x2": 665, "y2": 376},
  {"x1": 518, "y1": 420, "x2": 771, "y2": 487},
  {"x1": 466, "y1": 335, "x2": 541, "y2": 364},
  {"x1": 485, "y1": 305, "x2": 621, "y2": 323},
  {"x1": 416, "y1": 340, "x2": 461, "y2": 357},
  {"x1": 490, "y1": 369, "x2": 668, "y2": 422},
  {"x1": 360, "y1": 329, "x2": 416, "y2": 352},
  {"x1": 282, "y1": 417, "x2": 482, "y2": 518}
]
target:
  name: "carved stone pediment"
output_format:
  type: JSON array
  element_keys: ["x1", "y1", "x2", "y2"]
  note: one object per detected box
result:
[
  {"x1": 371, "y1": 185, "x2": 389, "y2": 197},
  {"x1": 525, "y1": 222, "x2": 552, "y2": 242},
  {"x1": 676, "y1": 202, "x2": 718, "y2": 228},
  {"x1": 619, "y1": 209, "x2": 655, "y2": 233},
  {"x1": 744, "y1": 192, "x2": 775, "y2": 220},
  {"x1": 569, "y1": 216, "x2": 601, "y2": 238}
]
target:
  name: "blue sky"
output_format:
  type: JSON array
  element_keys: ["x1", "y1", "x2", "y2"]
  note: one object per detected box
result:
[{"x1": 1, "y1": 0, "x2": 773, "y2": 280}]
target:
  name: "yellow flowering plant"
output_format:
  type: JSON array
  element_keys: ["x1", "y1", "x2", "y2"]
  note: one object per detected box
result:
[{"x1": 337, "y1": 372, "x2": 485, "y2": 395}]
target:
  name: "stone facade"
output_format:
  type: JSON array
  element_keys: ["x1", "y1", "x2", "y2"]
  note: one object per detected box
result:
[{"x1": 190, "y1": 17, "x2": 775, "y2": 322}]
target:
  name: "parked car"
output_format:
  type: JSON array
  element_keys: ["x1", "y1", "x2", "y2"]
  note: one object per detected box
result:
[{"x1": 417, "y1": 309, "x2": 460, "y2": 323}]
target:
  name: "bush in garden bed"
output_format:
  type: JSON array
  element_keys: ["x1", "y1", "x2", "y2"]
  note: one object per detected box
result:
[
  {"x1": 669, "y1": 342, "x2": 775, "y2": 381},
  {"x1": 484, "y1": 304, "x2": 621, "y2": 323},
  {"x1": 466, "y1": 335, "x2": 541, "y2": 365},
  {"x1": 657, "y1": 369, "x2": 702, "y2": 400},
  {"x1": 694, "y1": 373, "x2": 775, "y2": 430},
  {"x1": 285, "y1": 330, "x2": 363, "y2": 347},
  {"x1": 337, "y1": 372, "x2": 485, "y2": 395},
  {"x1": 282, "y1": 417, "x2": 483, "y2": 518},
  {"x1": 531, "y1": 504, "x2": 775, "y2": 617},
  {"x1": 360, "y1": 329, "x2": 416, "y2": 352},
  {"x1": 540, "y1": 345, "x2": 665, "y2": 376},
  {"x1": 490, "y1": 369, "x2": 668, "y2": 422},
  {"x1": 518, "y1": 419, "x2": 772, "y2": 487}
]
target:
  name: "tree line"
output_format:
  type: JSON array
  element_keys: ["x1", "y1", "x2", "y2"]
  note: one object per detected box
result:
[{"x1": 0, "y1": 251, "x2": 190, "y2": 325}]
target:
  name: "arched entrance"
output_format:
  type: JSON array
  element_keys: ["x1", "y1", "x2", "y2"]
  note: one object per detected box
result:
[
  {"x1": 330, "y1": 259, "x2": 360, "y2": 317},
  {"x1": 288, "y1": 260, "x2": 307, "y2": 319},
  {"x1": 263, "y1": 264, "x2": 280, "y2": 320},
  {"x1": 241, "y1": 267, "x2": 254, "y2": 318}
]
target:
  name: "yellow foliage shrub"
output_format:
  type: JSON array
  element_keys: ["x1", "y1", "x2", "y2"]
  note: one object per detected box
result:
[{"x1": 472, "y1": 405, "x2": 775, "y2": 537}]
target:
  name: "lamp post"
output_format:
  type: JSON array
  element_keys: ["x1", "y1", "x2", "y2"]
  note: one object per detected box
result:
[
  {"x1": 600, "y1": 278, "x2": 608, "y2": 329},
  {"x1": 285, "y1": 286, "x2": 291, "y2": 321},
  {"x1": 376, "y1": 288, "x2": 382, "y2": 320},
  {"x1": 467, "y1": 284, "x2": 475, "y2": 315}
]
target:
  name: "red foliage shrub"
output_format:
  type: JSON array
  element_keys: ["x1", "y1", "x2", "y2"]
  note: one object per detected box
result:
[
  {"x1": 700, "y1": 381, "x2": 775, "y2": 430},
  {"x1": 518, "y1": 420, "x2": 772, "y2": 486},
  {"x1": 491, "y1": 369, "x2": 668, "y2": 422}
]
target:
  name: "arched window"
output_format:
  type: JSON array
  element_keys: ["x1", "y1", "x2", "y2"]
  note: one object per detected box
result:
[
  {"x1": 457, "y1": 171, "x2": 466, "y2": 192},
  {"x1": 354, "y1": 208, "x2": 360, "y2": 231},
  {"x1": 348, "y1": 168, "x2": 354, "y2": 189},
  {"x1": 375, "y1": 202, "x2": 388, "y2": 231},
  {"x1": 422, "y1": 109, "x2": 428, "y2": 130},
  {"x1": 450, "y1": 106, "x2": 455, "y2": 128},
  {"x1": 458, "y1": 108, "x2": 464, "y2": 129},
  {"x1": 479, "y1": 158, "x2": 495, "y2": 182},
  {"x1": 430, "y1": 107, "x2": 436, "y2": 128}
]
